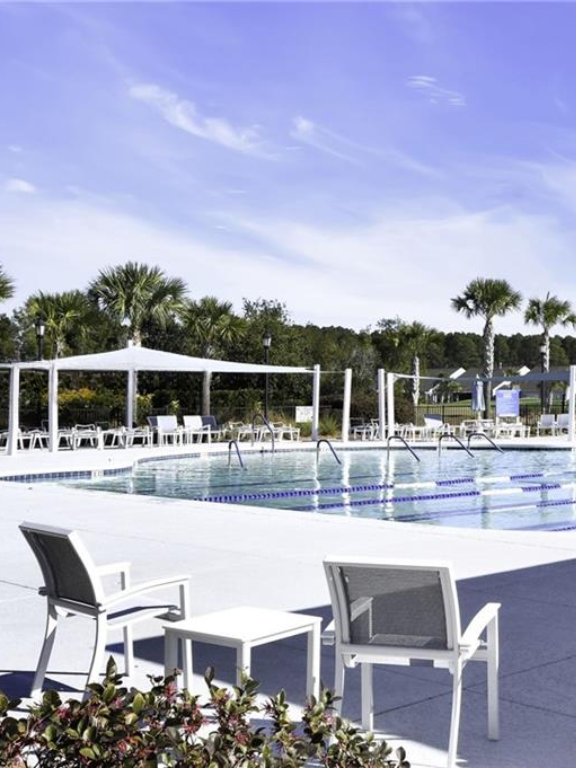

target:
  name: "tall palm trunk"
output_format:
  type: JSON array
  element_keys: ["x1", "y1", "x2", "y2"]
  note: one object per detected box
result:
[
  {"x1": 543, "y1": 330, "x2": 553, "y2": 411},
  {"x1": 202, "y1": 371, "x2": 212, "y2": 416},
  {"x1": 482, "y1": 319, "x2": 495, "y2": 417},
  {"x1": 411, "y1": 354, "x2": 420, "y2": 409}
]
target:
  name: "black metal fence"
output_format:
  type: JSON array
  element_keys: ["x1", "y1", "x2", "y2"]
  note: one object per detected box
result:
[{"x1": 415, "y1": 402, "x2": 567, "y2": 430}]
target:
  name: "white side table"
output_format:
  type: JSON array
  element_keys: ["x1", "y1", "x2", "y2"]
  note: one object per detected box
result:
[{"x1": 164, "y1": 606, "x2": 322, "y2": 698}]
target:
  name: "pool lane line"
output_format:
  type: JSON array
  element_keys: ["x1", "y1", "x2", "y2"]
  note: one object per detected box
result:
[
  {"x1": 286, "y1": 482, "x2": 575, "y2": 513},
  {"x1": 397, "y1": 496, "x2": 576, "y2": 524},
  {"x1": 195, "y1": 472, "x2": 572, "y2": 505}
]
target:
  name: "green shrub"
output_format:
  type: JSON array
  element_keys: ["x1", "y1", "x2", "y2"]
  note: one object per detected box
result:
[
  {"x1": 319, "y1": 413, "x2": 341, "y2": 437},
  {"x1": 0, "y1": 659, "x2": 409, "y2": 767},
  {"x1": 296, "y1": 421, "x2": 312, "y2": 438}
]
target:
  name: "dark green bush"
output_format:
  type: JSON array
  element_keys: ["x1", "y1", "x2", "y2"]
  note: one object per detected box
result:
[{"x1": 0, "y1": 659, "x2": 409, "y2": 767}]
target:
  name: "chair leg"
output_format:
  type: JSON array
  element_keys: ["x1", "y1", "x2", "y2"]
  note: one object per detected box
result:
[
  {"x1": 85, "y1": 615, "x2": 107, "y2": 697},
  {"x1": 361, "y1": 662, "x2": 374, "y2": 732},
  {"x1": 487, "y1": 615, "x2": 500, "y2": 740},
  {"x1": 123, "y1": 625, "x2": 134, "y2": 676},
  {"x1": 31, "y1": 602, "x2": 59, "y2": 699},
  {"x1": 447, "y1": 659, "x2": 463, "y2": 768},
  {"x1": 334, "y1": 652, "x2": 346, "y2": 717}
]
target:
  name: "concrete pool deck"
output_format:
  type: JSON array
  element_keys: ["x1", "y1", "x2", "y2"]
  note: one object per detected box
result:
[{"x1": 1, "y1": 440, "x2": 576, "y2": 766}]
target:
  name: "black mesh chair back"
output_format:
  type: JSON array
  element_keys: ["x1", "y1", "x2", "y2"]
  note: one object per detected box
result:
[
  {"x1": 326, "y1": 560, "x2": 457, "y2": 651},
  {"x1": 20, "y1": 523, "x2": 99, "y2": 608}
]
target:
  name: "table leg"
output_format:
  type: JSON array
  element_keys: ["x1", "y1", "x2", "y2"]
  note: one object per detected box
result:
[
  {"x1": 236, "y1": 643, "x2": 251, "y2": 686},
  {"x1": 307, "y1": 623, "x2": 321, "y2": 699},
  {"x1": 182, "y1": 638, "x2": 193, "y2": 691},
  {"x1": 165, "y1": 631, "x2": 178, "y2": 678}
]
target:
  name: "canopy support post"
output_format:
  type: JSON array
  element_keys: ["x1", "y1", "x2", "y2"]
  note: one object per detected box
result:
[
  {"x1": 569, "y1": 366, "x2": 576, "y2": 448},
  {"x1": 48, "y1": 365, "x2": 59, "y2": 453},
  {"x1": 378, "y1": 369, "x2": 386, "y2": 442},
  {"x1": 386, "y1": 372, "x2": 395, "y2": 438},
  {"x1": 126, "y1": 369, "x2": 135, "y2": 428},
  {"x1": 7, "y1": 365, "x2": 20, "y2": 456},
  {"x1": 341, "y1": 368, "x2": 352, "y2": 443},
  {"x1": 312, "y1": 364, "x2": 321, "y2": 441}
]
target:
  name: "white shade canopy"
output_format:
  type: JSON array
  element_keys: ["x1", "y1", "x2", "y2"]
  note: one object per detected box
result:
[{"x1": 4, "y1": 345, "x2": 312, "y2": 375}]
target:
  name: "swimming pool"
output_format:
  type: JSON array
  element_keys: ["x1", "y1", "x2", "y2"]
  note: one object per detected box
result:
[{"x1": 64, "y1": 447, "x2": 576, "y2": 532}]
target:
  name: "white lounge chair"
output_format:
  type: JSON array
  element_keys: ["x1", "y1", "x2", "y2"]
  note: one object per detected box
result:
[
  {"x1": 536, "y1": 413, "x2": 556, "y2": 436},
  {"x1": 182, "y1": 415, "x2": 212, "y2": 444},
  {"x1": 556, "y1": 413, "x2": 571, "y2": 435},
  {"x1": 71, "y1": 423, "x2": 99, "y2": 450},
  {"x1": 20, "y1": 522, "x2": 191, "y2": 698},
  {"x1": 323, "y1": 556, "x2": 500, "y2": 768}
]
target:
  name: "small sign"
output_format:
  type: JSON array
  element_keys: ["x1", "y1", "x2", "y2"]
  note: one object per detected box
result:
[
  {"x1": 496, "y1": 389, "x2": 519, "y2": 418},
  {"x1": 295, "y1": 406, "x2": 313, "y2": 423}
]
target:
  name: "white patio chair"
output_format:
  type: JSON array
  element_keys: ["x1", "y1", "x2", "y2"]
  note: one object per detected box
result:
[
  {"x1": 155, "y1": 415, "x2": 183, "y2": 446},
  {"x1": 323, "y1": 557, "x2": 500, "y2": 768},
  {"x1": 536, "y1": 413, "x2": 557, "y2": 436},
  {"x1": 556, "y1": 413, "x2": 570, "y2": 435},
  {"x1": 182, "y1": 415, "x2": 212, "y2": 444},
  {"x1": 20, "y1": 522, "x2": 191, "y2": 698}
]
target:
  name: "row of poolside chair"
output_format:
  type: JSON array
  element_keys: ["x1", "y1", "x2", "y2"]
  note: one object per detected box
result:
[{"x1": 20, "y1": 521, "x2": 501, "y2": 768}]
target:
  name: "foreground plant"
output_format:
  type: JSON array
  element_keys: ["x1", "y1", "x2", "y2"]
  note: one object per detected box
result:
[{"x1": 0, "y1": 659, "x2": 409, "y2": 767}]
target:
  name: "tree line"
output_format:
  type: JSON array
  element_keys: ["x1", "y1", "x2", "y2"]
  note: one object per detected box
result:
[{"x1": 0, "y1": 265, "x2": 575, "y2": 422}]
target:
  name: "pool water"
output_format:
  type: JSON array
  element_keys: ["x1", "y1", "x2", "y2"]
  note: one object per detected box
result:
[{"x1": 64, "y1": 448, "x2": 576, "y2": 532}]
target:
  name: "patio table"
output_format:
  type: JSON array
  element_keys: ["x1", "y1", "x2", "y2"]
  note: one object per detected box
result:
[{"x1": 164, "y1": 606, "x2": 322, "y2": 697}]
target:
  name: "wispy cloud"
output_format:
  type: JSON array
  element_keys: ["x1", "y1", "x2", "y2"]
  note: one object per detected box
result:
[
  {"x1": 407, "y1": 75, "x2": 466, "y2": 108},
  {"x1": 8, "y1": 145, "x2": 23, "y2": 154},
  {"x1": 291, "y1": 115, "x2": 438, "y2": 176},
  {"x1": 291, "y1": 116, "x2": 359, "y2": 163},
  {"x1": 4, "y1": 178, "x2": 36, "y2": 194},
  {"x1": 129, "y1": 83, "x2": 269, "y2": 157}
]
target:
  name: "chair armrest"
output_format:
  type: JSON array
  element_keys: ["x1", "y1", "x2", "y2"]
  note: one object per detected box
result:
[
  {"x1": 104, "y1": 575, "x2": 190, "y2": 607},
  {"x1": 322, "y1": 619, "x2": 336, "y2": 645},
  {"x1": 460, "y1": 602, "x2": 500, "y2": 651},
  {"x1": 97, "y1": 561, "x2": 131, "y2": 577}
]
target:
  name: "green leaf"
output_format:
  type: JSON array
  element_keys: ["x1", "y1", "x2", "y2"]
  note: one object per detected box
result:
[
  {"x1": 132, "y1": 692, "x2": 145, "y2": 715},
  {"x1": 79, "y1": 746, "x2": 96, "y2": 759}
]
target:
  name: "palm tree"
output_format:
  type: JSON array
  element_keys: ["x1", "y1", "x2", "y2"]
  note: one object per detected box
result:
[
  {"x1": 90, "y1": 262, "x2": 187, "y2": 423},
  {"x1": 0, "y1": 264, "x2": 15, "y2": 305},
  {"x1": 181, "y1": 297, "x2": 245, "y2": 415},
  {"x1": 452, "y1": 278, "x2": 522, "y2": 414},
  {"x1": 402, "y1": 322, "x2": 435, "y2": 408},
  {"x1": 25, "y1": 290, "x2": 92, "y2": 358},
  {"x1": 89, "y1": 262, "x2": 187, "y2": 346},
  {"x1": 525, "y1": 292, "x2": 576, "y2": 409}
]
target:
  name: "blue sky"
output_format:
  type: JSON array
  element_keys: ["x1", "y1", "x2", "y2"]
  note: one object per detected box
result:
[{"x1": 2, "y1": 2, "x2": 576, "y2": 333}]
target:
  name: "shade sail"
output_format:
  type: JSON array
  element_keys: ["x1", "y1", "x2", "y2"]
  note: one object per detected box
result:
[{"x1": 9, "y1": 345, "x2": 312, "y2": 374}]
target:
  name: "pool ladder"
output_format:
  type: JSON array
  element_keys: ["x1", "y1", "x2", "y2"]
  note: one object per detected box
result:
[
  {"x1": 228, "y1": 440, "x2": 246, "y2": 469},
  {"x1": 467, "y1": 432, "x2": 504, "y2": 453},
  {"x1": 316, "y1": 439, "x2": 342, "y2": 465},
  {"x1": 387, "y1": 435, "x2": 420, "y2": 462},
  {"x1": 437, "y1": 433, "x2": 475, "y2": 458},
  {"x1": 252, "y1": 413, "x2": 275, "y2": 453}
]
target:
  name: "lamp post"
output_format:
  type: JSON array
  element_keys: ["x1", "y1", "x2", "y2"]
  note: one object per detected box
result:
[
  {"x1": 35, "y1": 317, "x2": 45, "y2": 361},
  {"x1": 263, "y1": 332, "x2": 272, "y2": 419},
  {"x1": 539, "y1": 343, "x2": 547, "y2": 413}
]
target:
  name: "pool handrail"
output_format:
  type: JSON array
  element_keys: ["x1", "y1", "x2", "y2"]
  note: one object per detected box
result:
[
  {"x1": 228, "y1": 440, "x2": 246, "y2": 469},
  {"x1": 316, "y1": 438, "x2": 342, "y2": 465},
  {"x1": 252, "y1": 413, "x2": 275, "y2": 453},
  {"x1": 467, "y1": 432, "x2": 505, "y2": 453},
  {"x1": 438, "y1": 433, "x2": 475, "y2": 458},
  {"x1": 386, "y1": 435, "x2": 421, "y2": 462}
]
